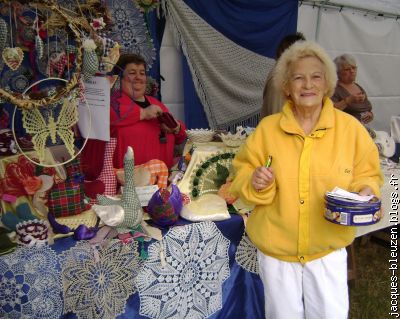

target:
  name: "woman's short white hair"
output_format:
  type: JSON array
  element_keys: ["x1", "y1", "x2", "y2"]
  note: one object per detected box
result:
[
  {"x1": 334, "y1": 54, "x2": 357, "y2": 72},
  {"x1": 273, "y1": 41, "x2": 337, "y2": 98}
]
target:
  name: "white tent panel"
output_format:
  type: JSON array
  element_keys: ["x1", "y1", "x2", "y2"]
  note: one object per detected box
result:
[{"x1": 298, "y1": 5, "x2": 400, "y2": 132}]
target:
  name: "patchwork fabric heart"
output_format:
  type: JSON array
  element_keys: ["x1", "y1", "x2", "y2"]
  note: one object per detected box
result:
[
  {"x1": 48, "y1": 52, "x2": 68, "y2": 77},
  {"x1": 48, "y1": 157, "x2": 86, "y2": 218},
  {"x1": 2, "y1": 47, "x2": 24, "y2": 71}
]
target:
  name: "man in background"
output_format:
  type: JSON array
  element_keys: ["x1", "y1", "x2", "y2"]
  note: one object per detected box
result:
[{"x1": 260, "y1": 32, "x2": 306, "y2": 118}]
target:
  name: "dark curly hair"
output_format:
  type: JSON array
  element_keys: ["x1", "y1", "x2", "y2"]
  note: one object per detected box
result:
[{"x1": 112, "y1": 54, "x2": 147, "y2": 75}]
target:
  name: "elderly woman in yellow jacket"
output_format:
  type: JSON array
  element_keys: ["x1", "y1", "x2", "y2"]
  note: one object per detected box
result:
[{"x1": 230, "y1": 41, "x2": 382, "y2": 319}]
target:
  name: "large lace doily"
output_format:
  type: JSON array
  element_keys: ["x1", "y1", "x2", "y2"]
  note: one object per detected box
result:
[
  {"x1": 59, "y1": 240, "x2": 142, "y2": 319},
  {"x1": 0, "y1": 245, "x2": 63, "y2": 319},
  {"x1": 235, "y1": 232, "x2": 259, "y2": 274},
  {"x1": 105, "y1": 0, "x2": 156, "y2": 68},
  {"x1": 136, "y1": 221, "x2": 230, "y2": 319}
]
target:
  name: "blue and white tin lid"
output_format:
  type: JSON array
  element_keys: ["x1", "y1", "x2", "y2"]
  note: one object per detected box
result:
[{"x1": 324, "y1": 192, "x2": 382, "y2": 226}]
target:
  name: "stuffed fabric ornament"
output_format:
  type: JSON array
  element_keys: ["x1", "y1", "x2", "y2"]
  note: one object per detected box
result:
[
  {"x1": 97, "y1": 146, "x2": 143, "y2": 233},
  {"x1": 48, "y1": 52, "x2": 68, "y2": 77},
  {"x1": 0, "y1": 18, "x2": 7, "y2": 53},
  {"x1": 2, "y1": 47, "x2": 24, "y2": 71},
  {"x1": 82, "y1": 39, "x2": 99, "y2": 81},
  {"x1": 147, "y1": 184, "x2": 183, "y2": 227},
  {"x1": 86, "y1": 138, "x2": 117, "y2": 205},
  {"x1": 47, "y1": 157, "x2": 86, "y2": 218},
  {"x1": 99, "y1": 37, "x2": 120, "y2": 73},
  {"x1": 97, "y1": 137, "x2": 117, "y2": 195},
  {"x1": 116, "y1": 159, "x2": 168, "y2": 189},
  {"x1": 35, "y1": 35, "x2": 44, "y2": 59}
]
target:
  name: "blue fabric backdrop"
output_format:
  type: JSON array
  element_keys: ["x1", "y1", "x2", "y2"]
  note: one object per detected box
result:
[{"x1": 179, "y1": 0, "x2": 299, "y2": 129}]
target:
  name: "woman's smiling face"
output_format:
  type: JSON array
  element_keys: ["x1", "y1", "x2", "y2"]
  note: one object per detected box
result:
[
  {"x1": 338, "y1": 63, "x2": 357, "y2": 84},
  {"x1": 122, "y1": 62, "x2": 147, "y2": 99},
  {"x1": 285, "y1": 56, "x2": 328, "y2": 110}
]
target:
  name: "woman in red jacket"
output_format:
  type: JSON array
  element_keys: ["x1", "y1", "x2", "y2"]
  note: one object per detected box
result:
[{"x1": 110, "y1": 54, "x2": 186, "y2": 169}]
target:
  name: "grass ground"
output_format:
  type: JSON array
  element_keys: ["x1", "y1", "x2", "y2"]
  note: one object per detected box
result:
[{"x1": 349, "y1": 231, "x2": 394, "y2": 319}]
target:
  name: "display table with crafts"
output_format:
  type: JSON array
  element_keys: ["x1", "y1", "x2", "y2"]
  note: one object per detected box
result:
[{"x1": 0, "y1": 133, "x2": 266, "y2": 319}]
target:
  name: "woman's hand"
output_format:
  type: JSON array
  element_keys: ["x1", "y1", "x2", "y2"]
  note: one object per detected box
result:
[
  {"x1": 252, "y1": 166, "x2": 275, "y2": 191},
  {"x1": 140, "y1": 104, "x2": 163, "y2": 120},
  {"x1": 360, "y1": 111, "x2": 374, "y2": 124},
  {"x1": 347, "y1": 92, "x2": 365, "y2": 104},
  {"x1": 358, "y1": 186, "x2": 374, "y2": 196},
  {"x1": 160, "y1": 122, "x2": 181, "y2": 134}
]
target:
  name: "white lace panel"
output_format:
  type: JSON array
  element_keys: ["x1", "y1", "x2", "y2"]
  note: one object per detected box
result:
[
  {"x1": 163, "y1": 0, "x2": 275, "y2": 129},
  {"x1": 59, "y1": 240, "x2": 141, "y2": 319},
  {"x1": 136, "y1": 221, "x2": 230, "y2": 319},
  {"x1": 235, "y1": 232, "x2": 260, "y2": 274},
  {"x1": 0, "y1": 245, "x2": 63, "y2": 319}
]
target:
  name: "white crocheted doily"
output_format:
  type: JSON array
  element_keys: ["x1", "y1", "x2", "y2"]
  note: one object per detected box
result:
[
  {"x1": 0, "y1": 245, "x2": 63, "y2": 319},
  {"x1": 59, "y1": 239, "x2": 142, "y2": 319},
  {"x1": 136, "y1": 221, "x2": 230, "y2": 319},
  {"x1": 235, "y1": 232, "x2": 259, "y2": 274}
]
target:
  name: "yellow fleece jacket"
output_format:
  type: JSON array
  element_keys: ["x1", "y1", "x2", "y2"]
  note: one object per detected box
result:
[{"x1": 230, "y1": 98, "x2": 383, "y2": 263}]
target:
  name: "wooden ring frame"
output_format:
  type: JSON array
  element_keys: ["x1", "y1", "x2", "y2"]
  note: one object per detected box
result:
[{"x1": 11, "y1": 78, "x2": 92, "y2": 168}]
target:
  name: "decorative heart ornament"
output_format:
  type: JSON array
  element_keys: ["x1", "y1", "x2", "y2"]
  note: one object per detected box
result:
[{"x1": 2, "y1": 47, "x2": 24, "y2": 71}]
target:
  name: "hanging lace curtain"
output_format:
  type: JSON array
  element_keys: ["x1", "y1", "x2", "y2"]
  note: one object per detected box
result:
[{"x1": 162, "y1": 0, "x2": 275, "y2": 130}]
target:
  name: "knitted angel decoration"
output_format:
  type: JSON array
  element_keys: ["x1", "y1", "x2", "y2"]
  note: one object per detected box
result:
[{"x1": 97, "y1": 146, "x2": 143, "y2": 233}]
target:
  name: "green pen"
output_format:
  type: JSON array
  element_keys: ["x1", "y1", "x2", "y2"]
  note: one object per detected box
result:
[{"x1": 265, "y1": 155, "x2": 273, "y2": 168}]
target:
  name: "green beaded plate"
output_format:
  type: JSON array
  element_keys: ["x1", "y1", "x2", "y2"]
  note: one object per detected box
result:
[{"x1": 189, "y1": 151, "x2": 237, "y2": 199}]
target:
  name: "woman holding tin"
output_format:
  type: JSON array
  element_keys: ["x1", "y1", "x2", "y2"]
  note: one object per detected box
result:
[{"x1": 230, "y1": 41, "x2": 382, "y2": 319}]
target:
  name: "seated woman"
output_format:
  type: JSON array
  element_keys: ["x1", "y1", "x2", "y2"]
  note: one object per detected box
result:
[
  {"x1": 331, "y1": 54, "x2": 373, "y2": 124},
  {"x1": 110, "y1": 54, "x2": 186, "y2": 169}
]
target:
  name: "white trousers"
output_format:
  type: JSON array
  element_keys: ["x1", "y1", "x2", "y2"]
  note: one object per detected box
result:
[{"x1": 257, "y1": 248, "x2": 349, "y2": 319}]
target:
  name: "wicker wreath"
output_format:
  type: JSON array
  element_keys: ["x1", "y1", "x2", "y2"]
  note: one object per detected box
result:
[{"x1": 0, "y1": 0, "x2": 84, "y2": 110}]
